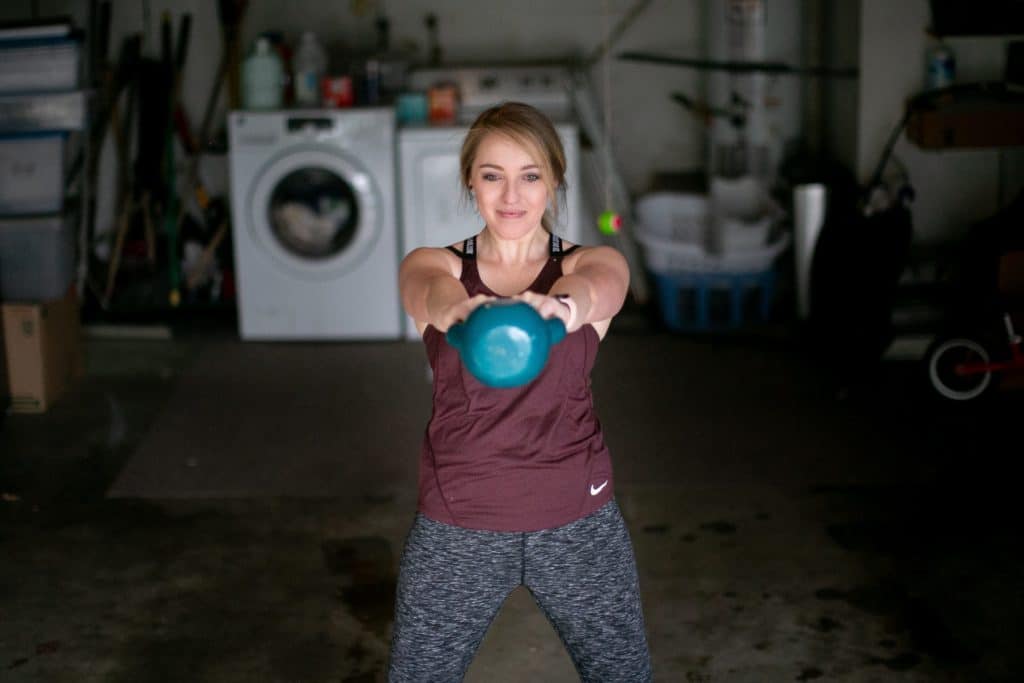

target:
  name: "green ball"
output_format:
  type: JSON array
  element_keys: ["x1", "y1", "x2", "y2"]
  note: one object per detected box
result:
[{"x1": 598, "y1": 211, "x2": 622, "y2": 235}]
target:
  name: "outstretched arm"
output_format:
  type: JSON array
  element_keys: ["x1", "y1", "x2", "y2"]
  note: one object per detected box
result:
[
  {"x1": 399, "y1": 247, "x2": 491, "y2": 334},
  {"x1": 516, "y1": 245, "x2": 629, "y2": 338}
]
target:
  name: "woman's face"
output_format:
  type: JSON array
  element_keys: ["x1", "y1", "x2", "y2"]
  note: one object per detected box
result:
[{"x1": 469, "y1": 133, "x2": 550, "y2": 240}]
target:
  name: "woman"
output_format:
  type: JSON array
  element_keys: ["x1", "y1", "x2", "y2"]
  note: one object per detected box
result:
[{"x1": 389, "y1": 102, "x2": 652, "y2": 682}]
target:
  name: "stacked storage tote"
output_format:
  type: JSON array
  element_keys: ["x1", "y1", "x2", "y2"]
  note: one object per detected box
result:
[{"x1": 0, "y1": 19, "x2": 87, "y2": 411}]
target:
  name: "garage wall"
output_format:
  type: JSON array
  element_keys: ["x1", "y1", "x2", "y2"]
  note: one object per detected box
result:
[
  {"x1": 857, "y1": 0, "x2": 1024, "y2": 245},
  {"x1": 8, "y1": 0, "x2": 1021, "y2": 249},
  {"x1": 3, "y1": 0, "x2": 707, "y2": 229}
]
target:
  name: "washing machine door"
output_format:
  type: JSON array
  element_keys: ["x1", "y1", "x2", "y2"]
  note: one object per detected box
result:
[{"x1": 247, "y1": 145, "x2": 381, "y2": 279}]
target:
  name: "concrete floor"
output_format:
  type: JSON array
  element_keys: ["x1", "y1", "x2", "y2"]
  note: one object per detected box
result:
[{"x1": 1, "y1": 315, "x2": 1022, "y2": 682}]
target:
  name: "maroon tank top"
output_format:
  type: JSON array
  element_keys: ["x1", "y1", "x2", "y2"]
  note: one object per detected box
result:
[{"x1": 417, "y1": 233, "x2": 615, "y2": 532}]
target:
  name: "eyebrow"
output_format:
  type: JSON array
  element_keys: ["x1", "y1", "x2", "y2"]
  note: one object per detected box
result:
[{"x1": 478, "y1": 163, "x2": 540, "y2": 171}]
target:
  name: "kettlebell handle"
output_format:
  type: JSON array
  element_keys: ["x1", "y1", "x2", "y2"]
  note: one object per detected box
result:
[
  {"x1": 447, "y1": 322, "x2": 464, "y2": 350},
  {"x1": 546, "y1": 317, "x2": 566, "y2": 345},
  {"x1": 446, "y1": 312, "x2": 566, "y2": 347}
]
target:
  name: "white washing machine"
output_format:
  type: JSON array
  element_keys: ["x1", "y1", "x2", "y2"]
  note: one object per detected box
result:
[
  {"x1": 228, "y1": 109, "x2": 402, "y2": 340},
  {"x1": 398, "y1": 122, "x2": 588, "y2": 339}
]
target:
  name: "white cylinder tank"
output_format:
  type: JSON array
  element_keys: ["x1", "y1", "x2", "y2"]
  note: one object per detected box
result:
[{"x1": 705, "y1": 0, "x2": 803, "y2": 183}]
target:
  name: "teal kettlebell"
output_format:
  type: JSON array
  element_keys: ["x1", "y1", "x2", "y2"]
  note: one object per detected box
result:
[{"x1": 446, "y1": 300, "x2": 567, "y2": 388}]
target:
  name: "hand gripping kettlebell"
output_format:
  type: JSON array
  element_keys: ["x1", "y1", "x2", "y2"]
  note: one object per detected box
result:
[{"x1": 446, "y1": 300, "x2": 567, "y2": 388}]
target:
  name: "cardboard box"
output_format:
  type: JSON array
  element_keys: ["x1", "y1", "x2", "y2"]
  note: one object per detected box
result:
[{"x1": 1, "y1": 288, "x2": 81, "y2": 413}]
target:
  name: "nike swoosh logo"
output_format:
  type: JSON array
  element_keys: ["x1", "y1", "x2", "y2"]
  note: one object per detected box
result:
[{"x1": 590, "y1": 480, "x2": 608, "y2": 496}]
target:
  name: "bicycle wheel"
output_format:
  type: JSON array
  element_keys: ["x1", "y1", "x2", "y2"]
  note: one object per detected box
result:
[{"x1": 926, "y1": 337, "x2": 993, "y2": 401}]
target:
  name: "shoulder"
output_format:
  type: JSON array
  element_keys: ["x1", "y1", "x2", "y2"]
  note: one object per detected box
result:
[
  {"x1": 400, "y1": 245, "x2": 463, "y2": 278},
  {"x1": 560, "y1": 243, "x2": 628, "y2": 275}
]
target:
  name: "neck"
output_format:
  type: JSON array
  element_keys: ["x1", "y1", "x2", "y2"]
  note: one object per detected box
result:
[{"x1": 479, "y1": 225, "x2": 548, "y2": 265}]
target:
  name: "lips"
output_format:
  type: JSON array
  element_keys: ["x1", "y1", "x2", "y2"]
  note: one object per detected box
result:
[{"x1": 497, "y1": 210, "x2": 526, "y2": 219}]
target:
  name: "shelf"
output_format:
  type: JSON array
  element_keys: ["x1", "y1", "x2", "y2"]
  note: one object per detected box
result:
[
  {"x1": 617, "y1": 51, "x2": 858, "y2": 79},
  {"x1": 930, "y1": 31, "x2": 1024, "y2": 40},
  {"x1": 906, "y1": 82, "x2": 1024, "y2": 149}
]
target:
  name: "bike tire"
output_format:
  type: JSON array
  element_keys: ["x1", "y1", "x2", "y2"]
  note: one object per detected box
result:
[{"x1": 926, "y1": 337, "x2": 994, "y2": 401}]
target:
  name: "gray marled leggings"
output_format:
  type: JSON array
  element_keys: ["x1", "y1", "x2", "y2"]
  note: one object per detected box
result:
[{"x1": 387, "y1": 501, "x2": 652, "y2": 682}]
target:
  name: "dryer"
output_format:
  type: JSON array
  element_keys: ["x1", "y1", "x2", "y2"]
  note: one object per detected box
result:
[{"x1": 228, "y1": 109, "x2": 402, "y2": 340}]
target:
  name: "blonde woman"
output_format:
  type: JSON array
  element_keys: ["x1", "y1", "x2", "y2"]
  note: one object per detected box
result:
[{"x1": 389, "y1": 102, "x2": 652, "y2": 682}]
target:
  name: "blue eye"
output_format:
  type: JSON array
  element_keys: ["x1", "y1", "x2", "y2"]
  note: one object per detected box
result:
[
  {"x1": 483, "y1": 173, "x2": 500, "y2": 181},
  {"x1": 524, "y1": 173, "x2": 540, "y2": 182}
]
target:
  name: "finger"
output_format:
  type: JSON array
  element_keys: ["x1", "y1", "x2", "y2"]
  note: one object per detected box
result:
[
  {"x1": 464, "y1": 294, "x2": 492, "y2": 316},
  {"x1": 519, "y1": 295, "x2": 565, "y2": 323},
  {"x1": 545, "y1": 299, "x2": 572, "y2": 324}
]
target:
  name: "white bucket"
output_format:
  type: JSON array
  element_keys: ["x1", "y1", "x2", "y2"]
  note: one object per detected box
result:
[{"x1": 708, "y1": 175, "x2": 782, "y2": 253}]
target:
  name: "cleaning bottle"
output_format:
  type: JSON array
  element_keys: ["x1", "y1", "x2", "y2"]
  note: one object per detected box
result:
[
  {"x1": 242, "y1": 37, "x2": 284, "y2": 110},
  {"x1": 925, "y1": 37, "x2": 956, "y2": 91},
  {"x1": 293, "y1": 31, "x2": 326, "y2": 107}
]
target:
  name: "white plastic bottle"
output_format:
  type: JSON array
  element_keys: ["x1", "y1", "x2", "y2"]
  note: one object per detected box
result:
[
  {"x1": 293, "y1": 31, "x2": 326, "y2": 107},
  {"x1": 242, "y1": 37, "x2": 284, "y2": 110}
]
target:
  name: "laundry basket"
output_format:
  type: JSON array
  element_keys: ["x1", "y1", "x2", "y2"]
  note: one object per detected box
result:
[
  {"x1": 635, "y1": 203, "x2": 790, "y2": 331},
  {"x1": 634, "y1": 192, "x2": 710, "y2": 249}
]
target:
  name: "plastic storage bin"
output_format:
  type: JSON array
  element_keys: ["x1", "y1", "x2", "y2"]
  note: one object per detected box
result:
[
  {"x1": 0, "y1": 90, "x2": 88, "y2": 131},
  {"x1": 649, "y1": 268, "x2": 779, "y2": 332},
  {"x1": 636, "y1": 205, "x2": 790, "y2": 332},
  {"x1": 0, "y1": 214, "x2": 74, "y2": 301},
  {"x1": 0, "y1": 132, "x2": 66, "y2": 215},
  {"x1": 0, "y1": 38, "x2": 80, "y2": 93}
]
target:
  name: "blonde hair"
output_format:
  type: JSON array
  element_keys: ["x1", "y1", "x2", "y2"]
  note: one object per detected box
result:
[{"x1": 459, "y1": 101, "x2": 567, "y2": 232}]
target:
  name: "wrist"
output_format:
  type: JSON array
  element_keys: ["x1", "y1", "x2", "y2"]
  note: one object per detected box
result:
[{"x1": 553, "y1": 294, "x2": 577, "y2": 329}]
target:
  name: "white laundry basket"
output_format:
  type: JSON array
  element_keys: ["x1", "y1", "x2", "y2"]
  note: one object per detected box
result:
[
  {"x1": 635, "y1": 193, "x2": 710, "y2": 249},
  {"x1": 635, "y1": 197, "x2": 790, "y2": 331}
]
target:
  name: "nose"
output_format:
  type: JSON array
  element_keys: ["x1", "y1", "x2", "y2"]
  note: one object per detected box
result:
[{"x1": 502, "y1": 181, "x2": 518, "y2": 203}]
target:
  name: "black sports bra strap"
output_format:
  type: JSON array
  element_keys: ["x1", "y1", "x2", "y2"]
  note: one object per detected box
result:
[
  {"x1": 454, "y1": 233, "x2": 576, "y2": 261},
  {"x1": 446, "y1": 237, "x2": 477, "y2": 259},
  {"x1": 549, "y1": 232, "x2": 561, "y2": 256},
  {"x1": 549, "y1": 233, "x2": 581, "y2": 261}
]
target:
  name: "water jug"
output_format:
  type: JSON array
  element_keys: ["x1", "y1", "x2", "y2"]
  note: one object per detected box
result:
[{"x1": 242, "y1": 37, "x2": 284, "y2": 110}]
